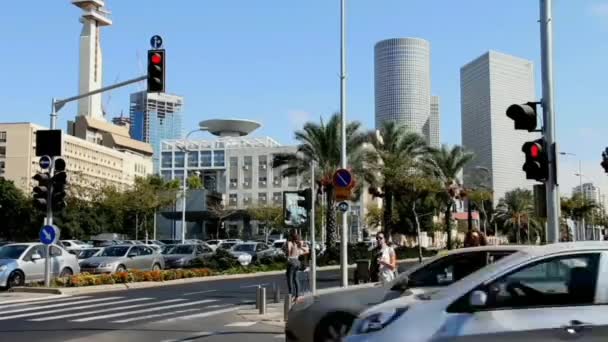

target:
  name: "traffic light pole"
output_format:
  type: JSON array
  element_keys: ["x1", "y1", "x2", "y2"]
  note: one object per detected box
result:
[
  {"x1": 310, "y1": 162, "x2": 317, "y2": 294},
  {"x1": 339, "y1": 0, "x2": 349, "y2": 289},
  {"x1": 540, "y1": 0, "x2": 560, "y2": 243},
  {"x1": 44, "y1": 160, "x2": 54, "y2": 287}
]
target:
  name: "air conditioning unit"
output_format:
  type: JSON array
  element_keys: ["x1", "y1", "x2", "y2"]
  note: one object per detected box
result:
[
  {"x1": 244, "y1": 182, "x2": 250, "y2": 186},
  {"x1": 273, "y1": 180, "x2": 280, "y2": 185},
  {"x1": 243, "y1": 165, "x2": 250, "y2": 170},
  {"x1": 230, "y1": 182, "x2": 237, "y2": 187},
  {"x1": 261, "y1": 181, "x2": 267, "y2": 185},
  {"x1": 261, "y1": 164, "x2": 267, "y2": 169}
]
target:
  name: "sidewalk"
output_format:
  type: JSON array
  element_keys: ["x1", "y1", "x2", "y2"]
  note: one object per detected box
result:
[{"x1": 238, "y1": 302, "x2": 285, "y2": 328}]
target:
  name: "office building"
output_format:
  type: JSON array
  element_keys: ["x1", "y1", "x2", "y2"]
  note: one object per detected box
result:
[
  {"x1": 428, "y1": 95, "x2": 441, "y2": 147},
  {"x1": 460, "y1": 51, "x2": 537, "y2": 202},
  {"x1": 573, "y1": 182, "x2": 602, "y2": 204},
  {"x1": 375, "y1": 38, "x2": 439, "y2": 146},
  {"x1": 0, "y1": 123, "x2": 152, "y2": 194},
  {"x1": 130, "y1": 91, "x2": 184, "y2": 171}
]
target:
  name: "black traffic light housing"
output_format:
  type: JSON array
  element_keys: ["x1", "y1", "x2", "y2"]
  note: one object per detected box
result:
[
  {"x1": 33, "y1": 172, "x2": 51, "y2": 211},
  {"x1": 51, "y1": 158, "x2": 67, "y2": 211},
  {"x1": 147, "y1": 49, "x2": 166, "y2": 93},
  {"x1": 506, "y1": 102, "x2": 539, "y2": 132},
  {"x1": 602, "y1": 148, "x2": 608, "y2": 174},
  {"x1": 522, "y1": 138, "x2": 548, "y2": 182},
  {"x1": 297, "y1": 188, "x2": 313, "y2": 212}
]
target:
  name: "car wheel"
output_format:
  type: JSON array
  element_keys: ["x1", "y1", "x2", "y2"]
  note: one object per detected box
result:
[
  {"x1": 116, "y1": 265, "x2": 127, "y2": 273},
  {"x1": 314, "y1": 312, "x2": 356, "y2": 342},
  {"x1": 59, "y1": 268, "x2": 73, "y2": 277},
  {"x1": 7, "y1": 271, "x2": 25, "y2": 289},
  {"x1": 152, "y1": 263, "x2": 161, "y2": 271}
]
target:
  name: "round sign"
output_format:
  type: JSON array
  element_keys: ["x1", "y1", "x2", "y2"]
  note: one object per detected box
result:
[
  {"x1": 338, "y1": 201, "x2": 349, "y2": 213},
  {"x1": 40, "y1": 225, "x2": 59, "y2": 245},
  {"x1": 150, "y1": 35, "x2": 163, "y2": 49},
  {"x1": 39, "y1": 155, "x2": 51, "y2": 170},
  {"x1": 333, "y1": 169, "x2": 353, "y2": 188}
]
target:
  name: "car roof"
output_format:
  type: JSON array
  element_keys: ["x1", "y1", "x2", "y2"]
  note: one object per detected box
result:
[{"x1": 441, "y1": 245, "x2": 531, "y2": 255}]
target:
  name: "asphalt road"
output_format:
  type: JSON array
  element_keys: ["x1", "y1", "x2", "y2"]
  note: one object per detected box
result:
[{"x1": 0, "y1": 262, "x2": 417, "y2": 342}]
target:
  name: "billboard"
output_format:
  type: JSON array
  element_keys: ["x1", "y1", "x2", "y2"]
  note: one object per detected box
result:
[{"x1": 283, "y1": 191, "x2": 308, "y2": 227}]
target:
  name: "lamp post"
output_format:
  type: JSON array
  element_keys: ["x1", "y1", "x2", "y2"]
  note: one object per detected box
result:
[
  {"x1": 179, "y1": 127, "x2": 208, "y2": 244},
  {"x1": 560, "y1": 152, "x2": 585, "y2": 240},
  {"x1": 473, "y1": 166, "x2": 492, "y2": 236}
]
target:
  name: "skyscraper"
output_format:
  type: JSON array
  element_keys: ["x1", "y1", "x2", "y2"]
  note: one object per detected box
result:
[
  {"x1": 374, "y1": 38, "x2": 438, "y2": 145},
  {"x1": 460, "y1": 51, "x2": 537, "y2": 202},
  {"x1": 428, "y1": 95, "x2": 441, "y2": 147},
  {"x1": 130, "y1": 91, "x2": 184, "y2": 170}
]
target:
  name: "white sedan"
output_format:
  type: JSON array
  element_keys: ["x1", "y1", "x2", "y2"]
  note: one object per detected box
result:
[{"x1": 347, "y1": 241, "x2": 608, "y2": 341}]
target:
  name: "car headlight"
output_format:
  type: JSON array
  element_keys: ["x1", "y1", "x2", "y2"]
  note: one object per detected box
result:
[
  {"x1": 354, "y1": 307, "x2": 409, "y2": 334},
  {"x1": 0, "y1": 265, "x2": 7, "y2": 272}
]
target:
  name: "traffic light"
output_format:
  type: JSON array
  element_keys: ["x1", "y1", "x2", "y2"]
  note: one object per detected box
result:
[
  {"x1": 51, "y1": 158, "x2": 67, "y2": 211},
  {"x1": 33, "y1": 172, "x2": 51, "y2": 211},
  {"x1": 522, "y1": 138, "x2": 548, "y2": 182},
  {"x1": 297, "y1": 188, "x2": 312, "y2": 212},
  {"x1": 506, "y1": 102, "x2": 539, "y2": 131},
  {"x1": 147, "y1": 49, "x2": 165, "y2": 93},
  {"x1": 602, "y1": 148, "x2": 608, "y2": 173}
]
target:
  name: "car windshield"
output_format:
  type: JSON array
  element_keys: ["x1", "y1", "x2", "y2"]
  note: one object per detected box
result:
[
  {"x1": 167, "y1": 245, "x2": 194, "y2": 254},
  {"x1": 0, "y1": 245, "x2": 29, "y2": 259},
  {"x1": 219, "y1": 243, "x2": 237, "y2": 250},
  {"x1": 100, "y1": 246, "x2": 129, "y2": 257},
  {"x1": 78, "y1": 249, "x2": 99, "y2": 259},
  {"x1": 207, "y1": 240, "x2": 219, "y2": 245},
  {"x1": 233, "y1": 244, "x2": 255, "y2": 252},
  {"x1": 72, "y1": 240, "x2": 86, "y2": 245},
  {"x1": 273, "y1": 242, "x2": 285, "y2": 249}
]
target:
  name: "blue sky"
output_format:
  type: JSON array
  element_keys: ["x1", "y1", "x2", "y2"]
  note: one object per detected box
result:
[{"x1": 1, "y1": 0, "x2": 607, "y2": 196}]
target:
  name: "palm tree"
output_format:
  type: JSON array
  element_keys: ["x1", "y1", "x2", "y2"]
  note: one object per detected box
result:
[
  {"x1": 272, "y1": 113, "x2": 367, "y2": 248},
  {"x1": 561, "y1": 193, "x2": 597, "y2": 240},
  {"x1": 423, "y1": 145, "x2": 474, "y2": 249},
  {"x1": 495, "y1": 188, "x2": 542, "y2": 244},
  {"x1": 361, "y1": 121, "x2": 428, "y2": 239}
]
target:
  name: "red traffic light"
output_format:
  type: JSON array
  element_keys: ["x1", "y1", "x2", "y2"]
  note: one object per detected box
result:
[
  {"x1": 151, "y1": 53, "x2": 162, "y2": 65},
  {"x1": 530, "y1": 144, "x2": 540, "y2": 158}
]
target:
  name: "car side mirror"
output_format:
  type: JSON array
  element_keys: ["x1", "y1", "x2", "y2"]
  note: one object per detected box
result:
[
  {"x1": 31, "y1": 253, "x2": 42, "y2": 261},
  {"x1": 469, "y1": 290, "x2": 488, "y2": 308}
]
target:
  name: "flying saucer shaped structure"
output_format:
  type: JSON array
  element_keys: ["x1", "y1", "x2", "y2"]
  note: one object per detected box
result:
[{"x1": 199, "y1": 119, "x2": 261, "y2": 137}]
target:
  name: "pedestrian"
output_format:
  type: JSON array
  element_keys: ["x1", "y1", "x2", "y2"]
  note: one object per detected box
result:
[
  {"x1": 373, "y1": 233, "x2": 397, "y2": 285},
  {"x1": 464, "y1": 229, "x2": 488, "y2": 247},
  {"x1": 286, "y1": 231, "x2": 308, "y2": 302}
]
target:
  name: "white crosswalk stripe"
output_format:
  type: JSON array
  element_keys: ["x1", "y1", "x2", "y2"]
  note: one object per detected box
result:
[
  {"x1": 0, "y1": 296, "x2": 91, "y2": 309},
  {"x1": 157, "y1": 306, "x2": 241, "y2": 323},
  {"x1": 111, "y1": 308, "x2": 200, "y2": 323},
  {"x1": 0, "y1": 296, "x2": 123, "y2": 315},
  {"x1": 225, "y1": 321, "x2": 256, "y2": 327},
  {"x1": 28, "y1": 298, "x2": 159, "y2": 322},
  {"x1": 29, "y1": 298, "x2": 181, "y2": 322},
  {"x1": 71, "y1": 299, "x2": 218, "y2": 322}
]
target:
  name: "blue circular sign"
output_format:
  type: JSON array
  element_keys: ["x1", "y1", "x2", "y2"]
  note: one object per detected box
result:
[
  {"x1": 40, "y1": 225, "x2": 58, "y2": 245},
  {"x1": 150, "y1": 35, "x2": 163, "y2": 49},
  {"x1": 333, "y1": 169, "x2": 353, "y2": 188},
  {"x1": 338, "y1": 201, "x2": 349, "y2": 212},
  {"x1": 39, "y1": 156, "x2": 51, "y2": 170}
]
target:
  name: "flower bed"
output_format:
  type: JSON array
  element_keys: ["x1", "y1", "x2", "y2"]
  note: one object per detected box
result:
[{"x1": 53, "y1": 268, "x2": 214, "y2": 287}]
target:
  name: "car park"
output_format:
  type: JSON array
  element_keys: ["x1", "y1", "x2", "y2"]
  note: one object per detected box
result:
[
  {"x1": 79, "y1": 245, "x2": 164, "y2": 273},
  {"x1": 0, "y1": 243, "x2": 80, "y2": 289},
  {"x1": 162, "y1": 244, "x2": 214, "y2": 269},
  {"x1": 346, "y1": 242, "x2": 608, "y2": 342},
  {"x1": 286, "y1": 245, "x2": 527, "y2": 342}
]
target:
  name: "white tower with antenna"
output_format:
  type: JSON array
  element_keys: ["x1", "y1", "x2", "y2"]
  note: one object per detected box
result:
[{"x1": 72, "y1": 0, "x2": 112, "y2": 119}]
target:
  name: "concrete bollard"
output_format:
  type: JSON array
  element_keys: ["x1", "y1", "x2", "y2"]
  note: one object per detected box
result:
[
  {"x1": 283, "y1": 294, "x2": 291, "y2": 321},
  {"x1": 255, "y1": 285, "x2": 261, "y2": 309},
  {"x1": 274, "y1": 286, "x2": 281, "y2": 303},
  {"x1": 259, "y1": 287, "x2": 267, "y2": 315}
]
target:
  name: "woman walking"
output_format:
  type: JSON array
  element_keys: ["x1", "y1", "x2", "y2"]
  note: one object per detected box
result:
[
  {"x1": 286, "y1": 231, "x2": 308, "y2": 302},
  {"x1": 373, "y1": 233, "x2": 396, "y2": 285}
]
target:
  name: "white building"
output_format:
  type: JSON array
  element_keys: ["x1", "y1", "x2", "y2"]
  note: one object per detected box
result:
[
  {"x1": 573, "y1": 182, "x2": 602, "y2": 205},
  {"x1": 374, "y1": 38, "x2": 440, "y2": 147},
  {"x1": 460, "y1": 51, "x2": 538, "y2": 202}
]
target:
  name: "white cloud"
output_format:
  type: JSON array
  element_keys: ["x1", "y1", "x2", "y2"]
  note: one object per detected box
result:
[
  {"x1": 287, "y1": 110, "x2": 312, "y2": 129},
  {"x1": 588, "y1": 2, "x2": 608, "y2": 17}
]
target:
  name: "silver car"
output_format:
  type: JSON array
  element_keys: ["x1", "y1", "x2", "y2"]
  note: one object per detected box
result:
[
  {"x1": 0, "y1": 243, "x2": 81, "y2": 289},
  {"x1": 162, "y1": 244, "x2": 214, "y2": 269},
  {"x1": 286, "y1": 245, "x2": 528, "y2": 342},
  {"x1": 79, "y1": 245, "x2": 165, "y2": 273},
  {"x1": 229, "y1": 242, "x2": 279, "y2": 262}
]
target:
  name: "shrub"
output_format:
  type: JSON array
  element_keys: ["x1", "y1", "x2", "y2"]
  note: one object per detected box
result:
[
  {"x1": 190, "y1": 249, "x2": 240, "y2": 270},
  {"x1": 99, "y1": 274, "x2": 115, "y2": 285}
]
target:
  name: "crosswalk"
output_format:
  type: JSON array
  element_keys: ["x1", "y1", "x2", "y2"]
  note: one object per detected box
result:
[{"x1": 0, "y1": 294, "x2": 241, "y2": 325}]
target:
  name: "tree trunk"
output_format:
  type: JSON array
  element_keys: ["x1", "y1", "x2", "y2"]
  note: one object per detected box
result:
[
  {"x1": 445, "y1": 201, "x2": 453, "y2": 250},
  {"x1": 517, "y1": 215, "x2": 521, "y2": 244},
  {"x1": 325, "y1": 187, "x2": 337, "y2": 249},
  {"x1": 412, "y1": 201, "x2": 423, "y2": 263},
  {"x1": 383, "y1": 191, "x2": 393, "y2": 240}
]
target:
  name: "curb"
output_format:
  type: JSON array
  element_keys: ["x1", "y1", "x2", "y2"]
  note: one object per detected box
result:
[{"x1": 9, "y1": 258, "x2": 424, "y2": 295}]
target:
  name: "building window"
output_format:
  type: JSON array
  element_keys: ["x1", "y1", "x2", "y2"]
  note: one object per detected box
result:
[
  {"x1": 273, "y1": 192, "x2": 282, "y2": 205},
  {"x1": 229, "y1": 178, "x2": 238, "y2": 190},
  {"x1": 243, "y1": 156, "x2": 253, "y2": 170},
  {"x1": 288, "y1": 175, "x2": 297, "y2": 187},
  {"x1": 200, "y1": 151, "x2": 212, "y2": 167},
  {"x1": 174, "y1": 152, "x2": 185, "y2": 168},
  {"x1": 213, "y1": 150, "x2": 225, "y2": 167},
  {"x1": 273, "y1": 176, "x2": 282, "y2": 187},
  {"x1": 0, "y1": 131, "x2": 6, "y2": 143},
  {"x1": 258, "y1": 193, "x2": 267, "y2": 205},
  {"x1": 243, "y1": 193, "x2": 252, "y2": 205},
  {"x1": 258, "y1": 155, "x2": 268, "y2": 170},
  {"x1": 161, "y1": 152, "x2": 172, "y2": 168},
  {"x1": 243, "y1": 177, "x2": 252, "y2": 189},
  {"x1": 258, "y1": 176, "x2": 267, "y2": 188},
  {"x1": 229, "y1": 193, "x2": 237, "y2": 206},
  {"x1": 0, "y1": 146, "x2": 5, "y2": 157},
  {"x1": 187, "y1": 151, "x2": 198, "y2": 168}
]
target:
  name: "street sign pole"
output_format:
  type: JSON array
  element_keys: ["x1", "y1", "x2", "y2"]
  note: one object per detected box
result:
[
  {"x1": 310, "y1": 161, "x2": 316, "y2": 294},
  {"x1": 339, "y1": 0, "x2": 348, "y2": 289},
  {"x1": 44, "y1": 158, "x2": 55, "y2": 287}
]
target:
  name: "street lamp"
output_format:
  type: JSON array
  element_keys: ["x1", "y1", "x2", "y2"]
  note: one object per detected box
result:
[
  {"x1": 473, "y1": 166, "x2": 492, "y2": 237},
  {"x1": 178, "y1": 127, "x2": 208, "y2": 244},
  {"x1": 560, "y1": 152, "x2": 585, "y2": 240}
]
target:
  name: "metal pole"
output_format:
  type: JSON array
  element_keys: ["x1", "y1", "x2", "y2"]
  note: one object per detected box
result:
[
  {"x1": 182, "y1": 148, "x2": 188, "y2": 244},
  {"x1": 310, "y1": 162, "x2": 317, "y2": 294},
  {"x1": 153, "y1": 209, "x2": 157, "y2": 240},
  {"x1": 579, "y1": 161, "x2": 585, "y2": 240},
  {"x1": 43, "y1": 101, "x2": 58, "y2": 288},
  {"x1": 540, "y1": 0, "x2": 560, "y2": 243},
  {"x1": 339, "y1": 0, "x2": 348, "y2": 289},
  {"x1": 259, "y1": 287, "x2": 267, "y2": 315}
]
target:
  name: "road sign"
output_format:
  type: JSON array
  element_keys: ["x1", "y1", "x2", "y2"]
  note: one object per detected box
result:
[
  {"x1": 39, "y1": 155, "x2": 52, "y2": 170},
  {"x1": 40, "y1": 225, "x2": 59, "y2": 245},
  {"x1": 150, "y1": 35, "x2": 163, "y2": 49},
  {"x1": 335, "y1": 187, "x2": 351, "y2": 201},
  {"x1": 333, "y1": 168, "x2": 353, "y2": 188},
  {"x1": 337, "y1": 201, "x2": 349, "y2": 212}
]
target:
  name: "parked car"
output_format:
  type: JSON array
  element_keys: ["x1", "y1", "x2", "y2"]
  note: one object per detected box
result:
[
  {"x1": 0, "y1": 243, "x2": 80, "y2": 289},
  {"x1": 286, "y1": 245, "x2": 527, "y2": 342},
  {"x1": 78, "y1": 245, "x2": 164, "y2": 274},
  {"x1": 121, "y1": 240, "x2": 145, "y2": 245},
  {"x1": 0, "y1": 241, "x2": 15, "y2": 247},
  {"x1": 345, "y1": 242, "x2": 608, "y2": 341},
  {"x1": 217, "y1": 241, "x2": 239, "y2": 251},
  {"x1": 162, "y1": 244, "x2": 214, "y2": 269},
  {"x1": 229, "y1": 242, "x2": 280, "y2": 262},
  {"x1": 205, "y1": 240, "x2": 223, "y2": 251},
  {"x1": 76, "y1": 248, "x2": 103, "y2": 264},
  {"x1": 141, "y1": 240, "x2": 165, "y2": 246},
  {"x1": 159, "y1": 239, "x2": 181, "y2": 245},
  {"x1": 60, "y1": 240, "x2": 93, "y2": 254},
  {"x1": 91, "y1": 240, "x2": 120, "y2": 247}
]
